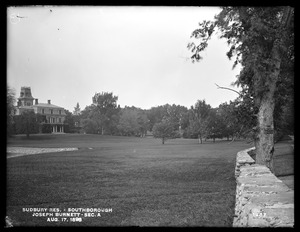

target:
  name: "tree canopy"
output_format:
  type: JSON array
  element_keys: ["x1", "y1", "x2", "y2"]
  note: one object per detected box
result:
[{"x1": 92, "y1": 92, "x2": 120, "y2": 135}]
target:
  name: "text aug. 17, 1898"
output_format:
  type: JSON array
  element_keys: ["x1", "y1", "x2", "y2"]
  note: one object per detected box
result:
[{"x1": 22, "y1": 207, "x2": 113, "y2": 223}]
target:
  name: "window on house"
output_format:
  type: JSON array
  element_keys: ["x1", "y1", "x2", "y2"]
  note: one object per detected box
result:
[
  {"x1": 42, "y1": 109, "x2": 45, "y2": 114},
  {"x1": 59, "y1": 118, "x2": 61, "y2": 123},
  {"x1": 59, "y1": 110, "x2": 61, "y2": 115},
  {"x1": 50, "y1": 109, "x2": 53, "y2": 114}
]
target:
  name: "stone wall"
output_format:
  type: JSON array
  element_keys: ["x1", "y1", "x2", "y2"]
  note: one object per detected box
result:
[{"x1": 233, "y1": 148, "x2": 294, "y2": 227}]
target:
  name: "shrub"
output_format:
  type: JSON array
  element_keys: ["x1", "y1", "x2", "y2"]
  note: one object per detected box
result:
[{"x1": 41, "y1": 124, "x2": 52, "y2": 133}]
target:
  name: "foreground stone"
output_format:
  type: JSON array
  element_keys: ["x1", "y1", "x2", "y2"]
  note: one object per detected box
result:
[{"x1": 233, "y1": 148, "x2": 294, "y2": 227}]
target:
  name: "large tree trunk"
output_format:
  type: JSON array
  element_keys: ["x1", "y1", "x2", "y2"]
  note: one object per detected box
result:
[
  {"x1": 255, "y1": 94, "x2": 276, "y2": 172},
  {"x1": 255, "y1": 46, "x2": 281, "y2": 173}
]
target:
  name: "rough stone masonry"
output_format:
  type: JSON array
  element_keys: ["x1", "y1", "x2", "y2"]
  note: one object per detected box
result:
[{"x1": 233, "y1": 148, "x2": 294, "y2": 227}]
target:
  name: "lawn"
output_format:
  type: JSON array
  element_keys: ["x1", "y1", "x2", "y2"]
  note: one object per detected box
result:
[
  {"x1": 247, "y1": 140, "x2": 294, "y2": 177},
  {"x1": 273, "y1": 141, "x2": 294, "y2": 177},
  {"x1": 6, "y1": 134, "x2": 250, "y2": 227}
]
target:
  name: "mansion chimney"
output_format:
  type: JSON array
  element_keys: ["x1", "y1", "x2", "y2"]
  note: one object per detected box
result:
[
  {"x1": 48, "y1": 100, "x2": 51, "y2": 104},
  {"x1": 35, "y1": 99, "x2": 38, "y2": 105}
]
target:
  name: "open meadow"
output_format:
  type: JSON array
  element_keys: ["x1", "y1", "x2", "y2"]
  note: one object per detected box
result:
[{"x1": 7, "y1": 134, "x2": 252, "y2": 226}]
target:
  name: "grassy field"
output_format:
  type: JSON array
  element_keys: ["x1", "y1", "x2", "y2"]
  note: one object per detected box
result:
[
  {"x1": 7, "y1": 134, "x2": 250, "y2": 227},
  {"x1": 273, "y1": 141, "x2": 294, "y2": 177}
]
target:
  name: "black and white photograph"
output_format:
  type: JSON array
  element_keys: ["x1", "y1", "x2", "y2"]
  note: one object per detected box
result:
[{"x1": 7, "y1": 6, "x2": 294, "y2": 227}]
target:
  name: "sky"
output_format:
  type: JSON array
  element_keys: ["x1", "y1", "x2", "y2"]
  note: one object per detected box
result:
[{"x1": 7, "y1": 6, "x2": 242, "y2": 112}]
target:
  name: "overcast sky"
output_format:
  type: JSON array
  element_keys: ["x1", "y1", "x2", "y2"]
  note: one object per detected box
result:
[{"x1": 7, "y1": 6, "x2": 242, "y2": 112}]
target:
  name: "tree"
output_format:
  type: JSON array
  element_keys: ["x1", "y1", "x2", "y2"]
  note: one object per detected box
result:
[
  {"x1": 117, "y1": 107, "x2": 140, "y2": 136},
  {"x1": 92, "y1": 92, "x2": 120, "y2": 135},
  {"x1": 218, "y1": 102, "x2": 236, "y2": 140},
  {"x1": 81, "y1": 118, "x2": 98, "y2": 134},
  {"x1": 7, "y1": 86, "x2": 16, "y2": 137},
  {"x1": 165, "y1": 104, "x2": 189, "y2": 135},
  {"x1": 205, "y1": 108, "x2": 226, "y2": 142},
  {"x1": 72, "y1": 102, "x2": 81, "y2": 130},
  {"x1": 64, "y1": 110, "x2": 75, "y2": 133},
  {"x1": 152, "y1": 119, "x2": 179, "y2": 144},
  {"x1": 117, "y1": 107, "x2": 149, "y2": 137},
  {"x1": 14, "y1": 111, "x2": 41, "y2": 137},
  {"x1": 146, "y1": 105, "x2": 168, "y2": 131},
  {"x1": 188, "y1": 100, "x2": 212, "y2": 144},
  {"x1": 147, "y1": 104, "x2": 188, "y2": 137},
  {"x1": 188, "y1": 7, "x2": 294, "y2": 172},
  {"x1": 73, "y1": 102, "x2": 81, "y2": 115},
  {"x1": 136, "y1": 109, "x2": 149, "y2": 137}
]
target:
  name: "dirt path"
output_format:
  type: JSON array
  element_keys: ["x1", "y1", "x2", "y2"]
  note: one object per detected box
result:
[{"x1": 7, "y1": 147, "x2": 78, "y2": 158}]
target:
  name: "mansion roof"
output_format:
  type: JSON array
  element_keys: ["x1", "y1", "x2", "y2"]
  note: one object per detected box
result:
[
  {"x1": 18, "y1": 103, "x2": 65, "y2": 109},
  {"x1": 33, "y1": 103, "x2": 65, "y2": 109}
]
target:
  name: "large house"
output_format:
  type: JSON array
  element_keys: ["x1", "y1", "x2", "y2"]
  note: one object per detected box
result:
[{"x1": 15, "y1": 87, "x2": 66, "y2": 133}]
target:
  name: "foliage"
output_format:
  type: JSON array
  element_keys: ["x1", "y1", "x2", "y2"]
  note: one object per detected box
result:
[
  {"x1": 164, "y1": 104, "x2": 189, "y2": 133},
  {"x1": 72, "y1": 103, "x2": 81, "y2": 130},
  {"x1": 117, "y1": 106, "x2": 149, "y2": 137},
  {"x1": 41, "y1": 123, "x2": 52, "y2": 133},
  {"x1": 147, "y1": 104, "x2": 188, "y2": 134},
  {"x1": 73, "y1": 102, "x2": 81, "y2": 116},
  {"x1": 152, "y1": 119, "x2": 179, "y2": 144},
  {"x1": 7, "y1": 86, "x2": 16, "y2": 137},
  {"x1": 217, "y1": 102, "x2": 237, "y2": 140},
  {"x1": 188, "y1": 7, "x2": 293, "y2": 101},
  {"x1": 189, "y1": 7, "x2": 293, "y2": 96},
  {"x1": 186, "y1": 100, "x2": 211, "y2": 143},
  {"x1": 117, "y1": 107, "x2": 140, "y2": 136},
  {"x1": 146, "y1": 105, "x2": 168, "y2": 131},
  {"x1": 81, "y1": 118, "x2": 98, "y2": 134},
  {"x1": 64, "y1": 110, "x2": 76, "y2": 133},
  {"x1": 205, "y1": 109, "x2": 227, "y2": 142},
  {"x1": 92, "y1": 92, "x2": 120, "y2": 135},
  {"x1": 136, "y1": 109, "x2": 149, "y2": 137},
  {"x1": 13, "y1": 111, "x2": 41, "y2": 137}
]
